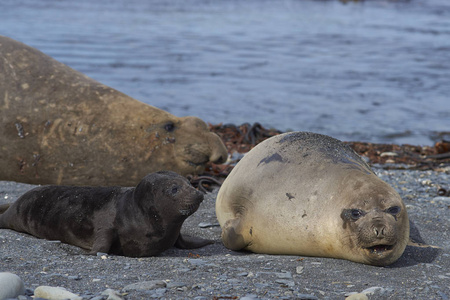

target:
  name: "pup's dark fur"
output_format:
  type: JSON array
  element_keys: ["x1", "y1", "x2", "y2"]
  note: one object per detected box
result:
[{"x1": 0, "y1": 171, "x2": 211, "y2": 257}]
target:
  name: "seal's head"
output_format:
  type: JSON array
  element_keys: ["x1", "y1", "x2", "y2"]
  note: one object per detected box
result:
[
  {"x1": 134, "y1": 171, "x2": 204, "y2": 222},
  {"x1": 158, "y1": 116, "x2": 228, "y2": 175},
  {"x1": 340, "y1": 176, "x2": 409, "y2": 266}
]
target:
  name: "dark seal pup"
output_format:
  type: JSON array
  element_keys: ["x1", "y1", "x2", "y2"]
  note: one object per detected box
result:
[{"x1": 0, "y1": 171, "x2": 212, "y2": 257}]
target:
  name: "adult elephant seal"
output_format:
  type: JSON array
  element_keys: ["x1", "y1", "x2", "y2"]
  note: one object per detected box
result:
[
  {"x1": 0, "y1": 36, "x2": 227, "y2": 186},
  {"x1": 216, "y1": 132, "x2": 410, "y2": 266},
  {"x1": 0, "y1": 171, "x2": 212, "y2": 257}
]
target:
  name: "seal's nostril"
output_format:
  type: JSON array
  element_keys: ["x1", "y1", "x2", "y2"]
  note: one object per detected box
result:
[{"x1": 374, "y1": 225, "x2": 386, "y2": 237}]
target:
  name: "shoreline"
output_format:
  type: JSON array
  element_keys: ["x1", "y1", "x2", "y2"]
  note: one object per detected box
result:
[{"x1": 208, "y1": 123, "x2": 450, "y2": 173}]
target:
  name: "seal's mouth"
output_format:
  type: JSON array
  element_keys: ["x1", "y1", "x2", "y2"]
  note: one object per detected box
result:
[
  {"x1": 184, "y1": 148, "x2": 211, "y2": 169},
  {"x1": 179, "y1": 194, "x2": 203, "y2": 216},
  {"x1": 365, "y1": 244, "x2": 394, "y2": 255},
  {"x1": 179, "y1": 202, "x2": 201, "y2": 216}
]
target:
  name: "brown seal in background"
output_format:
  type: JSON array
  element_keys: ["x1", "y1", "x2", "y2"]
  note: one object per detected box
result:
[
  {"x1": 0, "y1": 171, "x2": 212, "y2": 257},
  {"x1": 0, "y1": 36, "x2": 227, "y2": 186},
  {"x1": 216, "y1": 132, "x2": 410, "y2": 266}
]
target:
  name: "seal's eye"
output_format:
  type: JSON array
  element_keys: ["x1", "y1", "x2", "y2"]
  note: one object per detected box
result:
[
  {"x1": 170, "y1": 186, "x2": 178, "y2": 195},
  {"x1": 350, "y1": 209, "x2": 364, "y2": 220},
  {"x1": 386, "y1": 206, "x2": 401, "y2": 215},
  {"x1": 164, "y1": 122, "x2": 175, "y2": 132}
]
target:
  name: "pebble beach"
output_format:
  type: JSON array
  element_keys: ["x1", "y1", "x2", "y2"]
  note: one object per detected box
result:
[{"x1": 1, "y1": 166, "x2": 449, "y2": 300}]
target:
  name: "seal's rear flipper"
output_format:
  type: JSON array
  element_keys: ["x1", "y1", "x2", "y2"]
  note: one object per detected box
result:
[
  {"x1": 408, "y1": 220, "x2": 440, "y2": 249},
  {"x1": 0, "y1": 203, "x2": 10, "y2": 214},
  {"x1": 174, "y1": 234, "x2": 214, "y2": 249}
]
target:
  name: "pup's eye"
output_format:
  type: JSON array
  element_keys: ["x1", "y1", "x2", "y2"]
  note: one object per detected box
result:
[
  {"x1": 386, "y1": 206, "x2": 401, "y2": 215},
  {"x1": 171, "y1": 186, "x2": 178, "y2": 194},
  {"x1": 350, "y1": 209, "x2": 364, "y2": 220},
  {"x1": 164, "y1": 122, "x2": 175, "y2": 132}
]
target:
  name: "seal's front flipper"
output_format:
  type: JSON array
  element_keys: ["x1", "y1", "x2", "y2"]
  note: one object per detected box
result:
[
  {"x1": 88, "y1": 228, "x2": 116, "y2": 255},
  {"x1": 174, "y1": 234, "x2": 214, "y2": 249},
  {"x1": 221, "y1": 217, "x2": 250, "y2": 251}
]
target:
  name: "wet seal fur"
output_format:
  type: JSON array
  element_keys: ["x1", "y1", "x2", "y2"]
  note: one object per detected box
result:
[
  {"x1": 0, "y1": 36, "x2": 227, "y2": 186},
  {"x1": 0, "y1": 171, "x2": 212, "y2": 257},
  {"x1": 216, "y1": 132, "x2": 410, "y2": 266}
]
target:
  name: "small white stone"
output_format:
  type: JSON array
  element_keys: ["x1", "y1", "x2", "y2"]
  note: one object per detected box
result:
[
  {"x1": 101, "y1": 289, "x2": 124, "y2": 300},
  {"x1": 361, "y1": 286, "x2": 385, "y2": 295},
  {"x1": 34, "y1": 286, "x2": 82, "y2": 300},
  {"x1": 380, "y1": 152, "x2": 398, "y2": 157},
  {"x1": 345, "y1": 293, "x2": 369, "y2": 300},
  {"x1": 0, "y1": 272, "x2": 25, "y2": 300},
  {"x1": 421, "y1": 179, "x2": 432, "y2": 186}
]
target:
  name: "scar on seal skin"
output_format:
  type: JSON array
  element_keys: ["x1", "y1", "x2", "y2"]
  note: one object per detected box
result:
[{"x1": 0, "y1": 171, "x2": 213, "y2": 257}]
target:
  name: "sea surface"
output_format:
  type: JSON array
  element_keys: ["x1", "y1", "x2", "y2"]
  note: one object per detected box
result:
[{"x1": 1, "y1": 0, "x2": 449, "y2": 145}]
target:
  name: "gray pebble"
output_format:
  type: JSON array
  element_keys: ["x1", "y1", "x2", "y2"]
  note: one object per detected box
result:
[
  {"x1": 198, "y1": 222, "x2": 220, "y2": 228},
  {"x1": 433, "y1": 196, "x2": 450, "y2": 203},
  {"x1": 166, "y1": 281, "x2": 187, "y2": 288},
  {"x1": 275, "y1": 279, "x2": 295, "y2": 287},
  {"x1": 240, "y1": 294, "x2": 260, "y2": 300},
  {"x1": 437, "y1": 291, "x2": 449, "y2": 300},
  {"x1": 254, "y1": 283, "x2": 270, "y2": 289},
  {"x1": 145, "y1": 288, "x2": 167, "y2": 298},
  {"x1": 0, "y1": 272, "x2": 25, "y2": 300},
  {"x1": 296, "y1": 294, "x2": 318, "y2": 300},
  {"x1": 122, "y1": 280, "x2": 167, "y2": 292},
  {"x1": 176, "y1": 267, "x2": 191, "y2": 273},
  {"x1": 276, "y1": 271, "x2": 292, "y2": 279}
]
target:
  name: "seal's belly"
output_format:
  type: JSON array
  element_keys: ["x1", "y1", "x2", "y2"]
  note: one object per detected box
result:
[{"x1": 243, "y1": 192, "x2": 342, "y2": 257}]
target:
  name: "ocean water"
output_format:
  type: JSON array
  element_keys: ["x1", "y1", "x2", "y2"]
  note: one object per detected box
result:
[{"x1": 1, "y1": 0, "x2": 449, "y2": 145}]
